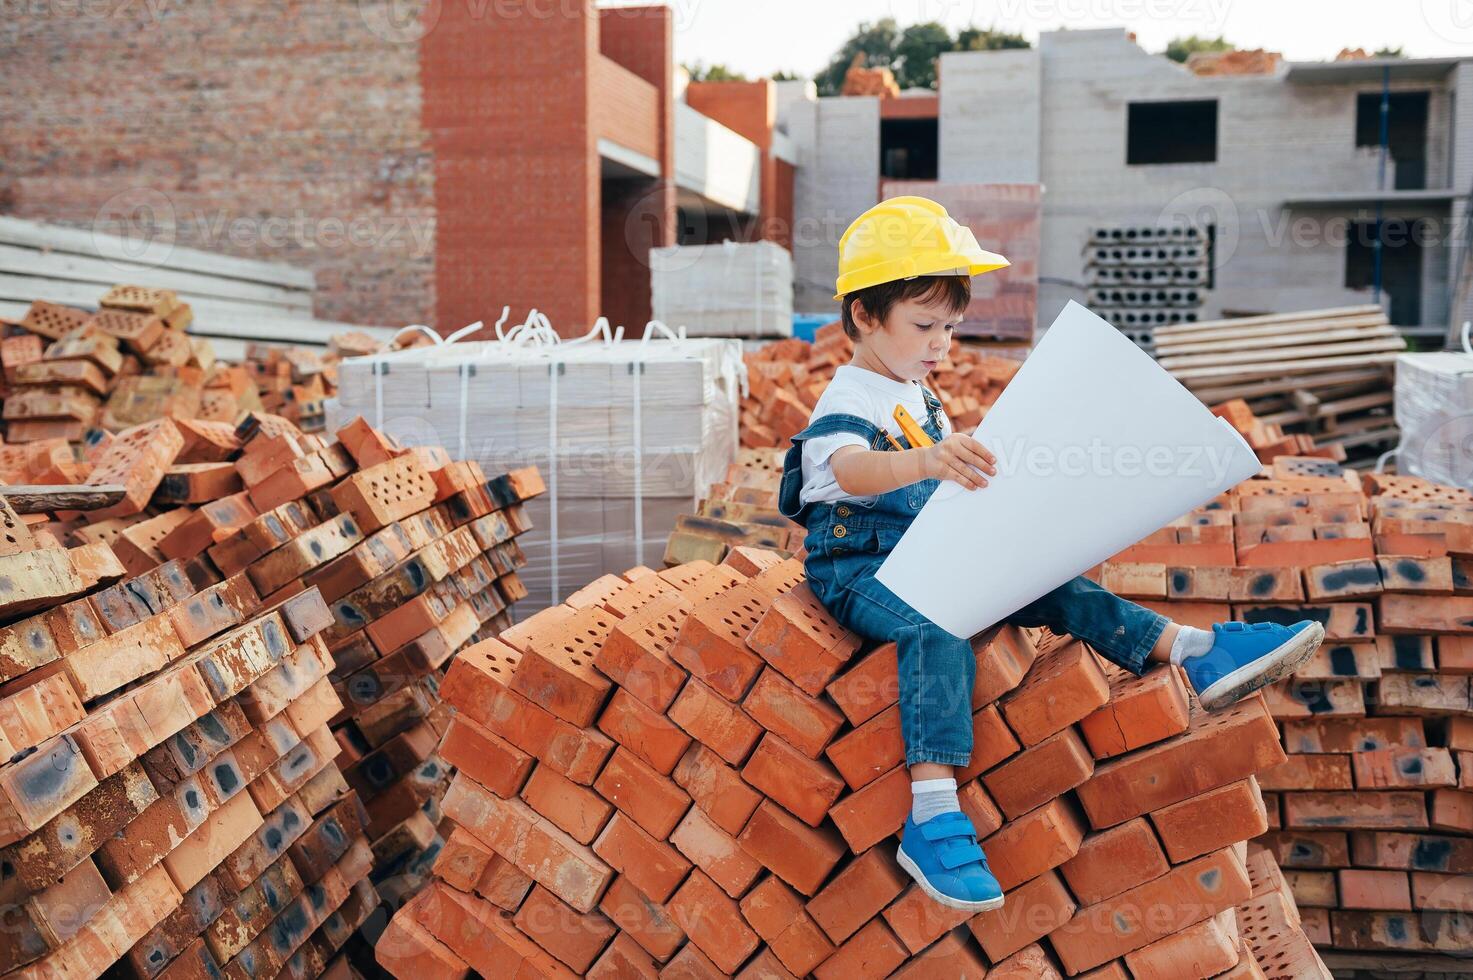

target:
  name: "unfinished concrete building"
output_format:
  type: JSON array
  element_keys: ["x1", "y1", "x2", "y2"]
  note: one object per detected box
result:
[{"x1": 781, "y1": 28, "x2": 1469, "y2": 342}]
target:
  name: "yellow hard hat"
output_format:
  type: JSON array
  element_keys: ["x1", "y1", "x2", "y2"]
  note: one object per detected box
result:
[{"x1": 834, "y1": 196, "x2": 1010, "y2": 301}]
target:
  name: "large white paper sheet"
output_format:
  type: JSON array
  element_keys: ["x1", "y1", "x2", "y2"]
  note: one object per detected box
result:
[{"x1": 875, "y1": 301, "x2": 1260, "y2": 639}]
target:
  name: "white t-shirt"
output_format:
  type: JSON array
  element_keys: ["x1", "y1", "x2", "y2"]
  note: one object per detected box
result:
[{"x1": 798, "y1": 365, "x2": 953, "y2": 506}]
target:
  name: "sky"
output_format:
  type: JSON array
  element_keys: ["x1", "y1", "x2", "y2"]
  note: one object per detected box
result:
[{"x1": 613, "y1": 0, "x2": 1473, "y2": 78}]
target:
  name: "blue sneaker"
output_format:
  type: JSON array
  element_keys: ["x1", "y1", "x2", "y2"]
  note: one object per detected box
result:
[
  {"x1": 896, "y1": 811, "x2": 1005, "y2": 912},
  {"x1": 1182, "y1": 620, "x2": 1326, "y2": 711}
]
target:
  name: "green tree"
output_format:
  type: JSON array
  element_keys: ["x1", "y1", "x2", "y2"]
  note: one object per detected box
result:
[
  {"x1": 1164, "y1": 35, "x2": 1234, "y2": 63},
  {"x1": 1373, "y1": 46, "x2": 1406, "y2": 58},
  {"x1": 955, "y1": 26, "x2": 1030, "y2": 52},
  {"x1": 683, "y1": 61, "x2": 748, "y2": 82},
  {"x1": 771, "y1": 69, "x2": 802, "y2": 81},
  {"x1": 815, "y1": 18, "x2": 902, "y2": 96},
  {"x1": 814, "y1": 19, "x2": 1030, "y2": 96}
]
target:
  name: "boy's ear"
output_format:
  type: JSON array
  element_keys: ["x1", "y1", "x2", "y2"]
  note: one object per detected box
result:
[{"x1": 851, "y1": 298, "x2": 879, "y2": 336}]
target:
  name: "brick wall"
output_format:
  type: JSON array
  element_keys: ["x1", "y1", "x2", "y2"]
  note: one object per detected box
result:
[{"x1": 0, "y1": 1, "x2": 435, "y2": 327}]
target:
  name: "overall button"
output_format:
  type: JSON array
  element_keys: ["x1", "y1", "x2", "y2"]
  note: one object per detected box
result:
[
  {"x1": 833, "y1": 525, "x2": 847, "y2": 538},
  {"x1": 836, "y1": 505, "x2": 851, "y2": 517}
]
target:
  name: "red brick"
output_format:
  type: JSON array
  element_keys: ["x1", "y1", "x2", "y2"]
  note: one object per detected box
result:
[
  {"x1": 375, "y1": 909, "x2": 469, "y2": 980},
  {"x1": 659, "y1": 942, "x2": 726, "y2": 979},
  {"x1": 1150, "y1": 777, "x2": 1269, "y2": 863},
  {"x1": 828, "y1": 765, "x2": 911, "y2": 854},
  {"x1": 1125, "y1": 909, "x2": 1241, "y2": 979},
  {"x1": 593, "y1": 591, "x2": 691, "y2": 712},
  {"x1": 999, "y1": 640, "x2": 1110, "y2": 746},
  {"x1": 1353, "y1": 747, "x2": 1457, "y2": 789},
  {"x1": 432, "y1": 827, "x2": 494, "y2": 893},
  {"x1": 810, "y1": 917, "x2": 906, "y2": 980},
  {"x1": 805, "y1": 845, "x2": 908, "y2": 945},
  {"x1": 440, "y1": 638, "x2": 614, "y2": 784},
  {"x1": 737, "y1": 800, "x2": 847, "y2": 896},
  {"x1": 1338, "y1": 868, "x2": 1412, "y2": 910},
  {"x1": 668, "y1": 583, "x2": 770, "y2": 700},
  {"x1": 741, "y1": 733, "x2": 845, "y2": 827},
  {"x1": 741, "y1": 667, "x2": 845, "y2": 758},
  {"x1": 594, "y1": 747, "x2": 691, "y2": 839},
  {"x1": 671, "y1": 743, "x2": 762, "y2": 837},
  {"x1": 958, "y1": 779, "x2": 1006, "y2": 839},
  {"x1": 746, "y1": 583, "x2": 862, "y2": 696},
  {"x1": 596, "y1": 687, "x2": 691, "y2": 775},
  {"x1": 669, "y1": 804, "x2": 763, "y2": 898},
  {"x1": 968, "y1": 869, "x2": 1077, "y2": 961},
  {"x1": 982, "y1": 727, "x2": 1094, "y2": 819},
  {"x1": 1059, "y1": 817, "x2": 1170, "y2": 905},
  {"x1": 735, "y1": 948, "x2": 801, "y2": 979},
  {"x1": 1256, "y1": 754, "x2": 1354, "y2": 792},
  {"x1": 598, "y1": 874, "x2": 685, "y2": 961},
  {"x1": 989, "y1": 942, "x2": 1067, "y2": 978},
  {"x1": 667, "y1": 678, "x2": 761, "y2": 766},
  {"x1": 1077, "y1": 664, "x2": 1191, "y2": 759},
  {"x1": 1282, "y1": 791, "x2": 1428, "y2": 830},
  {"x1": 824, "y1": 704, "x2": 904, "y2": 790},
  {"x1": 982, "y1": 797, "x2": 1087, "y2": 891},
  {"x1": 512, "y1": 883, "x2": 617, "y2": 974},
  {"x1": 1049, "y1": 848, "x2": 1252, "y2": 974},
  {"x1": 887, "y1": 929, "x2": 987, "y2": 978},
  {"x1": 521, "y1": 763, "x2": 615, "y2": 845},
  {"x1": 592, "y1": 812, "x2": 692, "y2": 904},
  {"x1": 510, "y1": 605, "x2": 616, "y2": 727},
  {"x1": 880, "y1": 882, "x2": 975, "y2": 953},
  {"x1": 824, "y1": 642, "x2": 898, "y2": 727},
  {"x1": 971, "y1": 624, "x2": 1039, "y2": 707},
  {"x1": 1075, "y1": 696, "x2": 1285, "y2": 829},
  {"x1": 437, "y1": 714, "x2": 533, "y2": 798},
  {"x1": 738, "y1": 875, "x2": 835, "y2": 976},
  {"x1": 441, "y1": 775, "x2": 613, "y2": 913},
  {"x1": 411, "y1": 879, "x2": 578, "y2": 979},
  {"x1": 667, "y1": 869, "x2": 760, "y2": 973},
  {"x1": 586, "y1": 932, "x2": 659, "y2": 979}
]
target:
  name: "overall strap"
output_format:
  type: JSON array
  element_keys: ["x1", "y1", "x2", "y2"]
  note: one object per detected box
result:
[
  {"x1": 791, "y1": 412, "x2": 885, "y2": 448},
  {"x1": 918, "y1": 384, "x2": 945, "y2": 433}
]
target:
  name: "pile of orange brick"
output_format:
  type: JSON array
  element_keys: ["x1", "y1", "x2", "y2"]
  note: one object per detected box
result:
[
  {"x1": 1100, "y1": 458, "x2": 1473, "y2": 966},
  {"x1": 0, "y1": 410, "x2": 543, "y2": 978},
  {"x1": 372, "y1": 530, "x2": 1327, "y2": 977},
  {"x1": 662, "y1": 449, "x2": 801, "y2": 567},
  {"x1": 741, "y1": 325, "x2": 1020, "y2": 449},
  {"x1": 1211, "y1": 399, "x2": 1345, "y2": 466},
  {"x1": 0, "y1": 289, "x2": 375, "y2": 442}
]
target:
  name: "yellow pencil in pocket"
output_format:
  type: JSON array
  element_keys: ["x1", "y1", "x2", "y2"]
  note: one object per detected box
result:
[{"x1": 893, "y1": 404, "x2": 933, "y2": 449}]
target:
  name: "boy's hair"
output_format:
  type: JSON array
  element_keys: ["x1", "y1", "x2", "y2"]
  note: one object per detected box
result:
[{"x1": 839, "y1": 275, "x2": 971, "y2": 341}]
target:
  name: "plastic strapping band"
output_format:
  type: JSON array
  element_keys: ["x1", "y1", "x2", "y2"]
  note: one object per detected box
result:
[
  {"x1": 373, "y1": 360, "x2": 385, "y2": 428},
  {"x1": 458, "y1": 364, "x2": 471, "y2": 460},
  {"x1": 632, "y1": 356, "x2": 644, "y2": 566},
  {"x1": 548, "y1": 359, "x2": 560, "y2": 604}
]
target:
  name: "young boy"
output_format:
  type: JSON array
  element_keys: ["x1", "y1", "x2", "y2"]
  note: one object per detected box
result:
[{"x1": 776, "y1": 197, "x2": 1325, "y2": 913}]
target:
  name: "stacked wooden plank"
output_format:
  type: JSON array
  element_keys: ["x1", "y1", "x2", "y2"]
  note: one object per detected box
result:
[
  {"x1": 1154, "y1": 306, "x2": 1404, "y2": 465},
  {"x1": 373, "y1": 535, "x2": 1324, "y2": 977},
  {"x1": 0, "y1": 410, "x2": 543, "y2": 977},
  {"x1": 742, "y1": 323, "x2": 1020, "y2": 449},
  {"x1": 662, "y1": 449, "x2": 802, "y2": 568},
  {"x1": 1099, "y1": 459, "x2": 1473, "y2": 973}
]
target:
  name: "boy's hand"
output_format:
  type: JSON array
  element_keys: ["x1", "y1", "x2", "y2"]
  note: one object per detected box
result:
[{"x1": 922, "y1": 434, "x2": 996, "y2": 491}]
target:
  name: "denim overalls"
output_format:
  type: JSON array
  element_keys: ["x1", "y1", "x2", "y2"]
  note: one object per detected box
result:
[{"x1": 778, "y1": 384, "x2": 1170, "y2": 768}]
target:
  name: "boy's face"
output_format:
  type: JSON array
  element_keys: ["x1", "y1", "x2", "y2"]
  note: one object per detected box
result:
[{"x1": 852, "y1": 293, "x2": 961, "y2": 383}]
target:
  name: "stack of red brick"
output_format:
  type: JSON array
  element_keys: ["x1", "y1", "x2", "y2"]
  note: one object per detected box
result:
[
  {"x1": 1212, "y1": 399, "x2": 1346, "y2": 467},
  {"x1": 663, "y1": 450, "x2": 802, "y2": 567},
  {"x1": 373, "y1": 534, "x2": 1328, "y2": 977},
  {"x1": 0, "y1": 409, "x2": 544, "y2": 977},
  {"x1": 0, "y1": 289, "x2": 369, "y2": 444},
  {"x1": 1098, "y1": 458, "x2": 1473, "y2": 966},
  {"x1": 0, "y1": 504, "x2": 374, "y2": 979},
  {"x1": 741, "y1": 325, "x2": 1020, "y2": 449}
]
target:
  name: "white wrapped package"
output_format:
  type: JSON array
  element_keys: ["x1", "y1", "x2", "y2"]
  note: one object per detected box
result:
[
  {"x1": 651, "y1": 240, "x2": 793, "y2": 338},
  {"x1": 1393, "y1": 351, "x2": 1473, "y2": 488},
  {"x1": 326, "y1": 326, "x2": 743, "y2": 609},
  {"x1": 877, "y1": 301, "x2": 1260, "y2": 639}
]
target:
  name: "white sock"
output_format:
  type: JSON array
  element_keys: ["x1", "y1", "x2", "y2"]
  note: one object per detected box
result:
[
  {"x1": 911, "y1": 777, "x2": 960, "y2": 823},
  {"x1": 1169, "y1": 625, "x2": 1214, "y2": 666}
]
